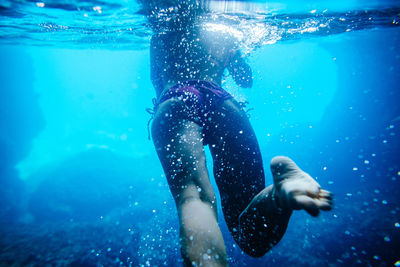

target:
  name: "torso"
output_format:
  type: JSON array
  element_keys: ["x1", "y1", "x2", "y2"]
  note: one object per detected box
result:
[{"x1": 150, "y1": 25, "x2": 235, "y2": 97}]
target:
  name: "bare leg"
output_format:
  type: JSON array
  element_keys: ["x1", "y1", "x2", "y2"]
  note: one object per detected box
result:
[
  {"x1": 152, "y1": 99, "x2": 228, "y2": 267},
  {"x1": 239, "y1": 156, "x2": 333, "y2": 256},
  {"x1": 207, "y1": 99, "x2": 267, "y2": 256},
  {"x1": 207, "y1": 99, "x2": 333, "y2": 257}
]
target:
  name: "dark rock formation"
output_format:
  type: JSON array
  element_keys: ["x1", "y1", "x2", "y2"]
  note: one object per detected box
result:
[
  {"x1": 22, "y1": 148, "x2": 182, "y2": 266},
  {"x1": 0, "y1": 222, "x2": 140, "y2": 266},
  {"x1": 0, "y1": 46, "x2": 45, "y2": 222}
]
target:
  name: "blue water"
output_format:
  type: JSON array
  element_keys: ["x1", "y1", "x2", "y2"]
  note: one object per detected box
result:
[{"x1": 1, "y1": 0, "x2": 400, "y2": 266}]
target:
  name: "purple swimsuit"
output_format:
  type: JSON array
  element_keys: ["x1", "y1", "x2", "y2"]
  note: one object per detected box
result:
[{"x1": 157, "y1": 80, "x2": 233, "y2": 127}]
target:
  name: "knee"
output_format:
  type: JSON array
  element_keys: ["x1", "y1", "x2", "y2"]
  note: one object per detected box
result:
[
  {"x1": 175, "y1": 184, "x2": 216, "y2": 210},
  {"x1": 177, "y1": 194, "x2": 218, "y2": 223}
]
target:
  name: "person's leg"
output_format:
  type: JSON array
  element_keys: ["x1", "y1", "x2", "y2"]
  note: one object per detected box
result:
[
  {"x1": 152, "y1": 98, "x2": 228, "y2": 267},
  {"x1": 207, "y1": 99, "x2": 333, "y2": 257},
  {"x1": 238, "y1": 156, "x2": 333, "y2": 256},
  {"x1": 207, "y1": 98, "x2": 275, "y2": 256}
]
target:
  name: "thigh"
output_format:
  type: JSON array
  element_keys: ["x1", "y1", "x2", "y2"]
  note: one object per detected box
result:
[
  {"x1": 207, "y1": 99, "x2": 265, "y2": 235},
  {"x1": 151, "y1": 98, "x2": 216, "y2": 209}
]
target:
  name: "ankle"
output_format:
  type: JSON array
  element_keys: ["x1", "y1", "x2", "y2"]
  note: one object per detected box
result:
[{"x1": 271, "y1": 185, "x2": 292, "y2": 215}]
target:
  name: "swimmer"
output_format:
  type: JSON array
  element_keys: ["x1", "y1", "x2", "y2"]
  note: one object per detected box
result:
[{"x1": 142, "y1": 2, "x2": 333, "y2": 266}]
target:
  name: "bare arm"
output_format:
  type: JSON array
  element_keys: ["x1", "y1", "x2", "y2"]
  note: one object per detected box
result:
[{"x1": 227, "y1": 50, "x2": 253, "y2": 88}]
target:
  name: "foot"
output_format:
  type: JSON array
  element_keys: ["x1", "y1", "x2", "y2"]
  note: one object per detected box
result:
[{"x1": 270, "y1": 156, "x2": 333, "y2": 217}]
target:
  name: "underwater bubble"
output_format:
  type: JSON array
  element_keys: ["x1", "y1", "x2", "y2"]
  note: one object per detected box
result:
[
  {"x1": 395, "y1": 222, "x2": 400, "y2": 228},
  {"x1": 120, "y1": 134, "x2": 127, "y2": 141},
  {"x1": 203, "y1": 254, "x2": 211, "y2": 260},
  {"x1": 93, "y1": 6, "x2": 102, "y2": 14},
  {"x1": 395, "y1": 260, "x2": 400, "y2": 266},
  {"x1": 384, "y1": 236, "x2": 391, "y2": 242},
  {"x1": 382, "y1": 200, "x2": 388, "y2": 205}
]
